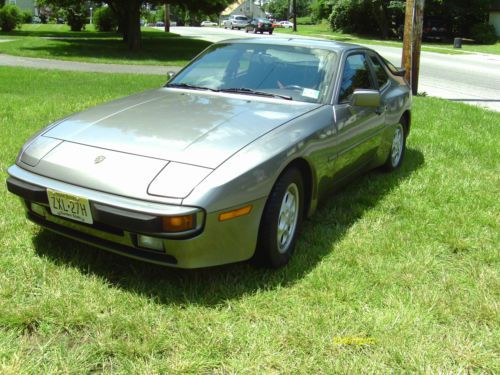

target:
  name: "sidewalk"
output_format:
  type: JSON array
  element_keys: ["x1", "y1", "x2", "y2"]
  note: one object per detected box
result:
[{"x1": 0, "y1": 53, "x2": 182, "y2": 75}]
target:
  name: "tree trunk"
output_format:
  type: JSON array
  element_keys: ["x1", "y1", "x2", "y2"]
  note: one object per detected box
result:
[
  {"x1": 107, "y1": 0, "x2": 141, "y2": 50},
  {"x1": 107, "y1": 2, "x2": 128, "y2": 42},
  {"x1": 372, "y1": 0, "x2": 389, "y2": 39},
  {"x1": 126, "y1": 0, "x2": 142, "y2": 51},
  {"x1": 164, "y1": 1, "x2": 170, "y2": 33}
]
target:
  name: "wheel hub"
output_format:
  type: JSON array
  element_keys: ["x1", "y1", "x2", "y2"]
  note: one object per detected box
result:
[{"x1": 277, "y1": 183, "x2": 299, "y2": 253}]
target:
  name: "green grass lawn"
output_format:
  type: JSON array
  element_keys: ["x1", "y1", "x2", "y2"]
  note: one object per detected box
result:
[
  {"x1": 276, "y1": 24, "x2": 500, "y2": 55},
  {"x1": 0, "y1": 24, "x2": 210, "y2": 66},
  {"x1": 0, "y1": 67, "x2": 499, "y2": 373}
]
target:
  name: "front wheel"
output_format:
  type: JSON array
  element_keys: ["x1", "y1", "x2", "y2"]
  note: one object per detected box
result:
[
  {"x1": 383, "y1": 122, "x2": 406, "y2": 171},
  {"x1": 255, "y1": 168, "x2": 304, "y2": 268}
]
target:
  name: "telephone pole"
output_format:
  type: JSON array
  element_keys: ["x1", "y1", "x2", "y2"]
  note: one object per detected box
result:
[{"x1": 401, "y1": 0, "x2": 425, "y2": 95}]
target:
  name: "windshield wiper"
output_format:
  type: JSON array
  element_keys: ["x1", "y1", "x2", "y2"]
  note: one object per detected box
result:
[
  {"x1": 219, "y1": 88, "x2": 293, "y2": 101},
  {"x1": 166, "y1": 83, "x2": 218, "y2": 92}
]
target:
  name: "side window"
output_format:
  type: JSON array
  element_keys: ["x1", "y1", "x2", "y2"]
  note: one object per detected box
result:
[
  {"x1": 369, "y1": 55, "x2": 389, "y2": 88},
  {"x1": 339, "y1": 54, "x2": 374, "y2": 103}
]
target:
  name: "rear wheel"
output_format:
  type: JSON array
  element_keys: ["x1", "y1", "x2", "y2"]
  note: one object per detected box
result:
[
  {"x1": 255, "y1": 168, "x2": 304, "y2": 268},
  {"x1": 269, "y1": 30, "x2": 273, "y2": 35},
  {"x1": 383, "y1": 122, "x2": 406, "y2": 171}
]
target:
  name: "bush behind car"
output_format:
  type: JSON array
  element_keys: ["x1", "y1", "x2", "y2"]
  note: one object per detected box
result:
[{"x1": 0, "y1": 4, "x2": 22, "y2": 32}]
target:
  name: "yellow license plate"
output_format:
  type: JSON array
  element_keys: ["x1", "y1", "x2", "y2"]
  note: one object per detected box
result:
[{"x1": 47, "y1": 189, "x2": 93, "y2": 224}]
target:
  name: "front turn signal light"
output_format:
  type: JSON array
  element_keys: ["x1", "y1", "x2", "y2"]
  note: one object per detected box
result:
[
  {"x1": 218, "y1": 205, "x2": 252, "y2": 222},
  {"x1": 162, "y1": 214, "x2": 196, "y2": 232}
]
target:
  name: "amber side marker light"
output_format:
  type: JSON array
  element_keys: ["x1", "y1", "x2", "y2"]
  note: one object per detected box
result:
[
  {"x1": 162, "y1": 214, "x2": 196, "y2": 232},
  {"x1": 218, "y1": 205, "x2": 252, "y2": 222}
]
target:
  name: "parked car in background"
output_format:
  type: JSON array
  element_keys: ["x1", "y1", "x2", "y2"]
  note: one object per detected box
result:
[
  {"x1": 245, "y1": 18, "x2": 274, "y2": 34},
  {"x1": 223, "y1": 15, "x2": 249, "y2": 30},
  {"x1": 155, "y1": 21, "x2": 165, "y2": 27},
  {"x1": 422, "y1": 17, "x2": 449, "y2": 42},
  {"x1": 201, "y1": 20, "x2": 218, "y2": 27},
  {"x1": 279, "y1": 21, "x2": 294, "y2": 29},
  {"x1": 7, "y1": 38, "x2": 411, "y2": 269}
]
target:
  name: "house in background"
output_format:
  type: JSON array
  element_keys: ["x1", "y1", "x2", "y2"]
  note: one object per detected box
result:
[
  {"x1": 490, "y1": 1, "x2": 500, "y2": 36},
  {"x1": 7, "y1": 0, "x2": 36, "y2": 14},
  {"x1": 221, "y1": 0, "x2": 266, "y2": 21}
]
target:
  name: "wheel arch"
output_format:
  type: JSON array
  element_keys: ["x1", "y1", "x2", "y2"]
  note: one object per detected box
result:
[{"x1": 401, "y1": 110, "x2": 411, "y2": 136}]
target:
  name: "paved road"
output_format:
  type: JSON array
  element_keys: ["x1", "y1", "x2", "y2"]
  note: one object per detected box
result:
[{"x1": 169, "y1": 26, "x2": 500, "y2": 112}]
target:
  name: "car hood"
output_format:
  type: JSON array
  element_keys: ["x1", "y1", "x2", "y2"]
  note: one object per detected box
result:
[{"x1": 43, "y1": 88, "x2": 320, "y2": 169}]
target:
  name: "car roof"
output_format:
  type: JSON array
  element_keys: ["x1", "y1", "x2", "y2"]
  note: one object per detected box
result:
[{"x1": 218, "y1": 37, "x2": 367, "y2": 54}]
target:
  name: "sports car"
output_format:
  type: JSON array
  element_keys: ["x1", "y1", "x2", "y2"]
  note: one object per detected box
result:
[{"x1": 7, "y1": 38, "x2": 411, "y2": 269}]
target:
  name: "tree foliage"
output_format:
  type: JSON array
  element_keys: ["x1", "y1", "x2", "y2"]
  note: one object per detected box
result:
[
  {"x1": 265, "y1": 0, "x2": 311, "y2": 20},
  {"x1": 328, "y1": 0, "x2": 495, "y2": 39},
  {"x1": 310, "y1": 0, "x2": 333, "y2": 23}
]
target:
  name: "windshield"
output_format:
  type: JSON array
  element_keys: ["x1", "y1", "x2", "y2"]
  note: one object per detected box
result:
[{"x1": 168, "y1": 43, "x2": 337, "y2": 103}]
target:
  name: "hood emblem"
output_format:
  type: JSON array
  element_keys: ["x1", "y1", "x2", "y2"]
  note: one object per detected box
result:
[{"x1": 94, "y1": 155, "x2": 106, "y2": 164}]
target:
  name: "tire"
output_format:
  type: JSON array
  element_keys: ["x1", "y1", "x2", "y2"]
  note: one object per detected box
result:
[
  {"x1": 253, "y1": 27, "x2": 257, "y2": 34},
  {"x1": 245, "y1": 28, "x2": 248, "y2": 33},
  {"x1": 383, "y1": 121, "x2": 406, "y2": 171},
  {"x1": 269, "y1": 30, "x2": 273, "y2": 35},
  {"x1": 255, "y1": 168, "x2": 304, "y2": 268}
]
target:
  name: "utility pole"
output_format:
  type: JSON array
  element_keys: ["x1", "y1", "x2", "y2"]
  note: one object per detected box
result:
[
  {"x1": 164, "y1": 1, "x2": 170, "y2": 33},
  {"x1": 401, "y1": 0, "x2": 425, "y2": 95}
]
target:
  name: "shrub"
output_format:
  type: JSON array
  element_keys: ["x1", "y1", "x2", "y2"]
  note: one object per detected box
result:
[
  {"x1": 65, "y1": 6, "x2": 87, "y2": 31},
  {"x1": 470, "y1": 23, "x2": 498, "y2": 45},
  {"x1": 329, "y1": 0, "x2": 379, "y2": 35},
  {"x1": 94, "y1": 7, "x2": 117, "y2": 32},
  {"x1": 296, "y1": 16, "x2": 314, "y2": 25},
  {"x1": 22, "y1": 10, "x2": 32, "y2": 24},
  {"x1": 0, "y1": 4, "x2": 22, "y2": 31}
]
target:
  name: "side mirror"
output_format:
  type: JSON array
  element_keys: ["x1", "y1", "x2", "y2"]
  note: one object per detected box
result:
[{"x1": 350, "y1": 90, "x2": 381, "y2": 107}]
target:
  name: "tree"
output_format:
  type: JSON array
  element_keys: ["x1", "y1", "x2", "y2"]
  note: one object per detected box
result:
[
  {"x1": 37, "y1": 0, "x2": 231, "y2": 51},
  {"x1": 310, "y1": 0, "x2": 333, "y2": 23},
  {"x1": 266, "y1": 0, "x2": 311, "y2": 20},
  {"x1": 328, "y1": 0, "x2": 494, "y2": 39}
]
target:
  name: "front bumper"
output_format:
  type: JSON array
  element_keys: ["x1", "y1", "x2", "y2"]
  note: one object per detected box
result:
[{"x1": 7, "y1": 165, "x2": 266, "y2": 268}]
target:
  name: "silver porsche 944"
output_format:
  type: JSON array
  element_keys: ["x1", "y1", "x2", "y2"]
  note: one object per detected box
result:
[{"x1": 7, "y1": 38, "x2": 411, "y2": 269}]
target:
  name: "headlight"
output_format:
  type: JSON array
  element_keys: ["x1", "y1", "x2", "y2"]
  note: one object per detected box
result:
[{"x1": 148, "y1": 162, "x2": 212, "y2": 199}]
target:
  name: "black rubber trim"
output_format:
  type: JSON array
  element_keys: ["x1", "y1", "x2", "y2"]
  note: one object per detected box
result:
[
  {"x1": 28, "y1": 212, "x2": 178, "y2": 265},
  {"x1": 92, "y1": 202, "x2": 163, "y2": 233},
  {"x1": 6, "y1": 177, "x2": 48, "y2": 204}
]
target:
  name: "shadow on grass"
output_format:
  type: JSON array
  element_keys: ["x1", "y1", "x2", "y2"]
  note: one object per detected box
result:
[
  {"x1": 0, "y1": 29, "x2": 178, "y2": 39},
  {"x1": 0, "y1": 29, "x2": 211, "y2": 64},
  {"x1": 11, "y1": 37, "x2": 210, "y2": 64},
  {"x1": 33, "y1": 148, "x2": 424, "y2": 306}
]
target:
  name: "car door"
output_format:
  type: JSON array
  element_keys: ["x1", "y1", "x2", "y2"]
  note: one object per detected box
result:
[{"x1": 332, "y1": 52, "x2": 386, "y2": 179}]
